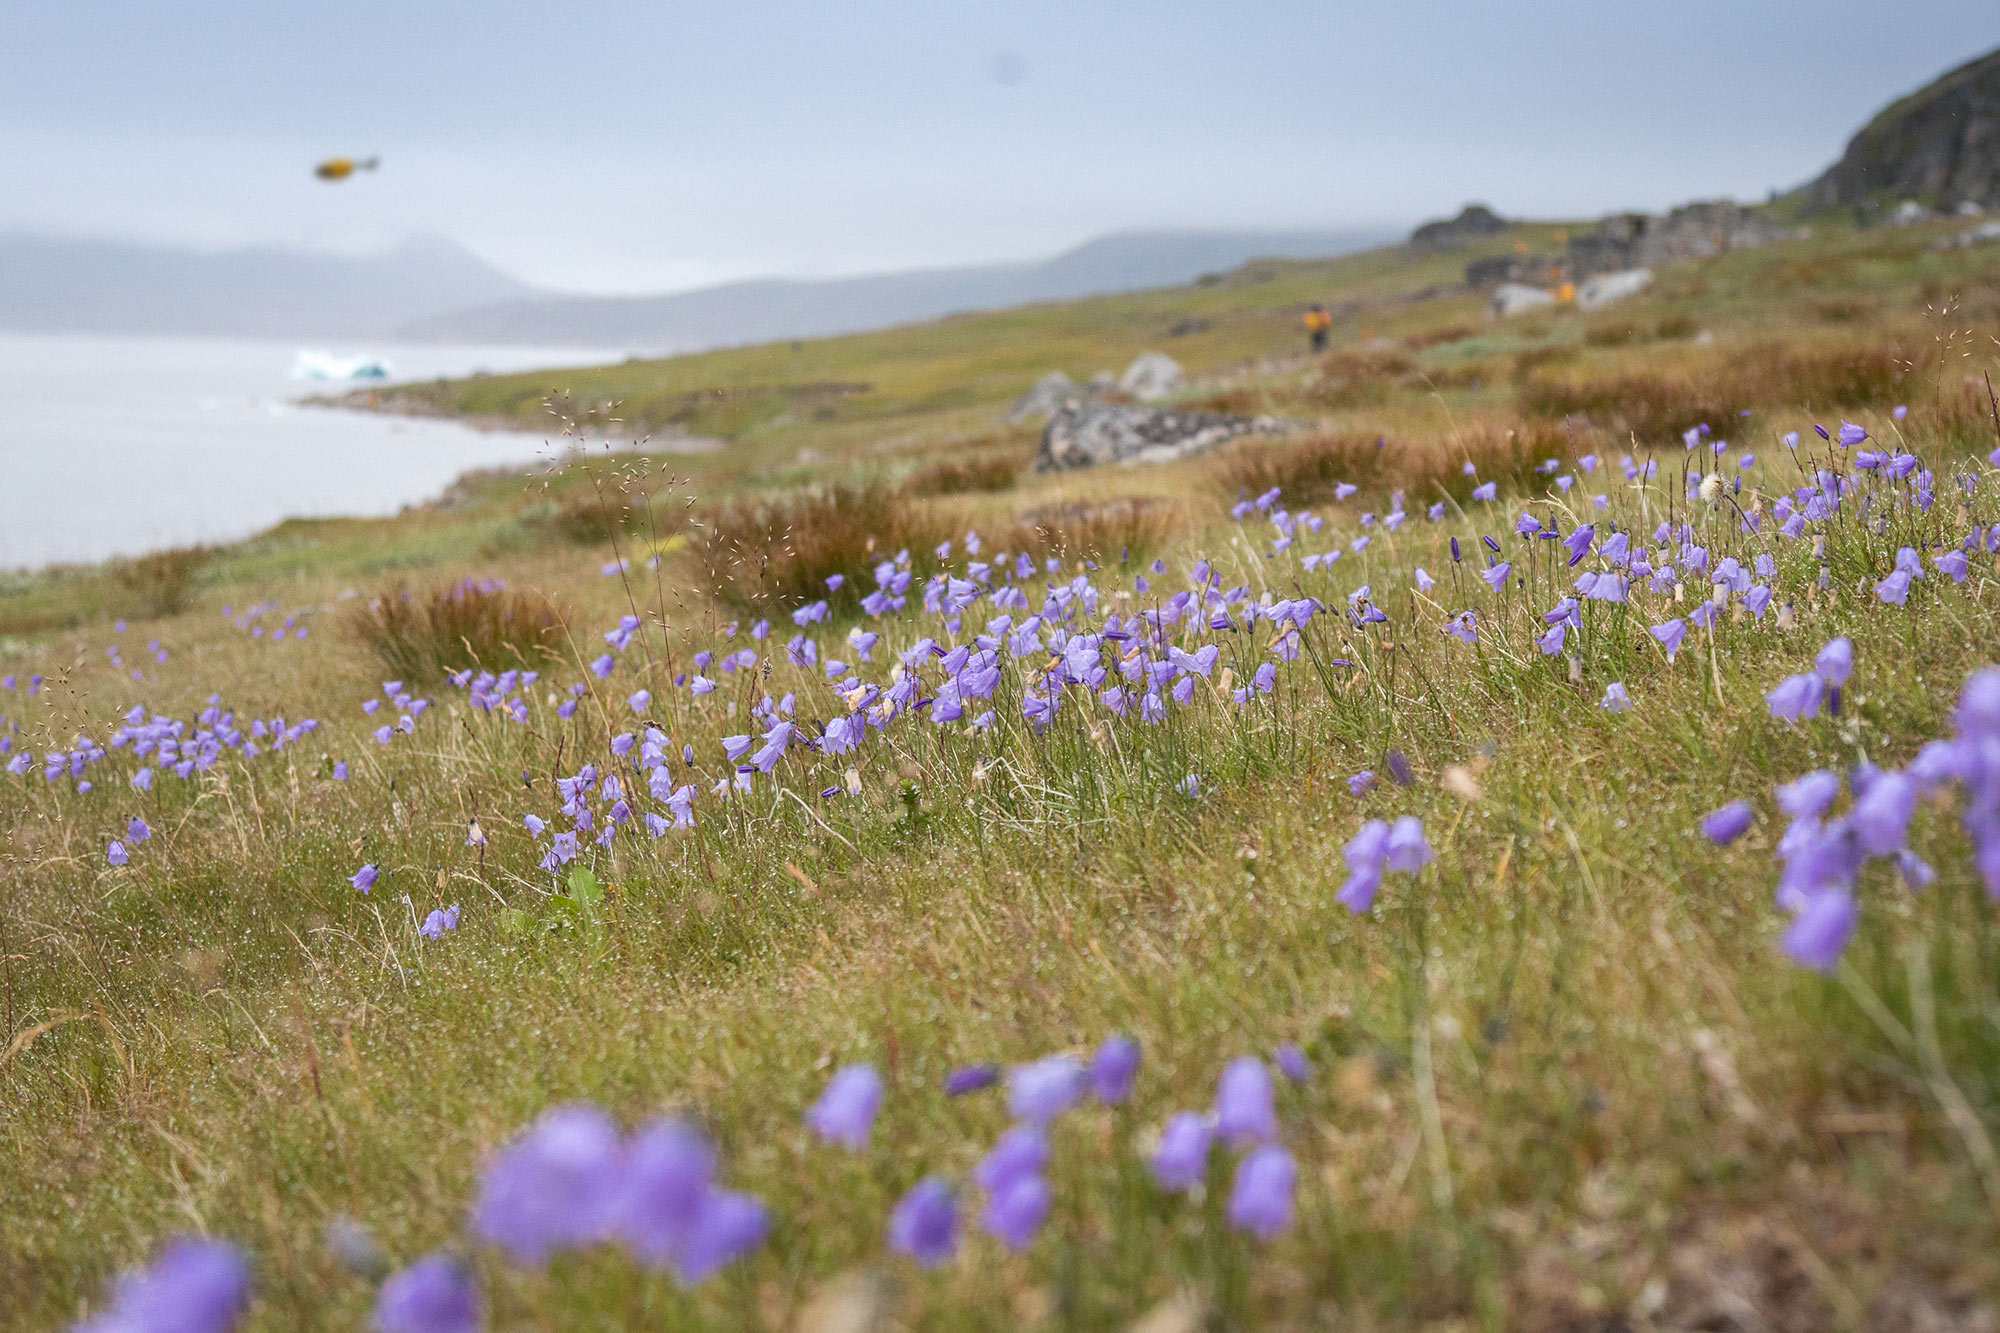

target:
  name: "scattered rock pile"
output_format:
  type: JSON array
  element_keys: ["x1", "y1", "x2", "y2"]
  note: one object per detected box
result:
[
  {"x1": 1006, "y1": 353, "x2": 1187, "y2": 424},
  {"x1": 1567, "y1": 202, "x2": 1785, "y2": 277},
  {"x1": 1407, "y1": 203, "x2": 1509, "y2": 251},
  {"x1": 1006, "y1": 372, "x2": 1079, "y2": 423},
  {"x1": 1575, "y1": 268, "x2": 1654, "y2": 310},
  {"x1": 1469, "y1": 201, "x2": 1784, "y2": 292},
  {"x1": 1489, "y1": 284, "x2": 1557, "y2": 318},
  {"x1": 1466, "y1": 252, "x2": 1568, "y2": 289},
  {"x1": 1032, "y1": 403, "x2": 1285, "y2": 473},
  {"x1": 1934, "y1": 218, "x2": 2000, "y2": 250}
]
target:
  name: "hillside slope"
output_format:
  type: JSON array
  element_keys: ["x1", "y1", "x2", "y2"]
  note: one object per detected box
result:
[{"x1": 1803, "y1": 43, "x2": 2000, "y2": 213}]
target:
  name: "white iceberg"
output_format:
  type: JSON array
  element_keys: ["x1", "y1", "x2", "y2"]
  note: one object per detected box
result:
[{"x1": 290, "y1": 350, "x2": 393, "y2": 382}]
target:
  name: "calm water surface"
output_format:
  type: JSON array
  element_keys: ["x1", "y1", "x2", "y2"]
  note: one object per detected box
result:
[{"x1": 0, "y1": 334, "x2": 625, "y2": 569}]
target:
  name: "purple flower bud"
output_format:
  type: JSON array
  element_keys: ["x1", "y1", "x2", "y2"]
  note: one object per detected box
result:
[
  {"x1": 349, "y1": 863, "x2": 378, "y2": 893},
  {"x1": 84, "y1": 1237, "x2": 251, "y2": 1333},
  {"x1": 1957, "y1": 669, "x2": 2000, "y2": 738},
  {"x1": 374, "y1": 1254, "x2": 480, "y2": 1333},
  {"x1": 1227, "y1": 1144, "x2": 1296, "y2": 1239},
  {"x1": 1213, "y1": 1056, "x2": 1277, "y2": 1146},
  {"x1": 1766, "y1": 672, "x2": 1824, "y2": 723},
  {"x1": 1776, "y1": 770, "x2": 1840, "y2": 819},
  {"x1": 1385, "y1": 749, "x2": 1413, "y2": 787},
  {"x1": 980, "y1": 1173, "x2": 1051, "y2": 1251},
  {"x1": 1150, "y1": 1111, "x2": 1213, "y2": 1191},
  {"x1": 1274, "y1": 1043, "x2": 1310, "y2": 1083},
  {"x1": 469, "y1": 1104, "x2": 625, "y2": 1264},
  {"x1": 1781, "y1": 891, "x2": 1857, "y2": 971},
  {"x1": 1850, "y1": 771, "x2": 1916, "y2": 856},
  {"x1": 807, "y1": 1063, "x2": 883, "y2": 1150},
  {"x1": 975, "y1": 1125, "x2": 1049, "y2": 1194},
  {"x1": 1384, "y1": 816, "x2": 1432, "y2": 873},
  {"x1": 612, "y1": 1119, "x2": 714, "y2": 1268},
  {"x1": 1649, "y1": 618, "x2": 1687, "y2": 661},
  {"x1": 1814, "y1": 637, "x2": 1853, "y2": 688},
  {"x1": 1699, "y1": 800, "x2": 1754, "y2": 845},
  {"x1": 1007, "y1": 1054, "x2": 1086, "y2": 1124},
  {"x1": 944, "y1": 1063, "x2": 999, "y2": 1096},
  {"x1": 886, "y1": 1177, "x2": 958, "y2": 1267},
  {"x1": 1088, "y1": 1034, "x2": 1142, "y2": 1104}
]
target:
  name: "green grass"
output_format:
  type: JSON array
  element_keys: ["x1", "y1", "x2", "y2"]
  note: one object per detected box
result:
[{"x1": 4, "y1": 220, "x2": 2000, "y2": 1329}]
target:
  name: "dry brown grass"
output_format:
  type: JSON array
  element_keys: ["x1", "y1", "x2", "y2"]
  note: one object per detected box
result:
[
  {"x1": 1211, "y1": 422, "x2": 1572, "y2": 508},
  {"x1": 1188, "y1": 388, "x2": 1280, "y2": 415},
  {"x1": 1926, "y1": 372, "x2": 2000, "y2": 447},
  {"x1": 523, "y1": 480, "x2": 693, "y2": 548},
  {"x1": 1582, "y1": 314, "x2": 1704, "y2": 348},
  {"x1": 111, "y1": 545, "x2": 211, "y2": 619},
  {"x1": 1010, "y1": 496, "x2": 1185, "y2": 567},
  {"x1": 696, "y1": 483, "x2": 957, "y2": 612},
  {"x1": 1518, "y1": 343, "x2": 1909, "y2": 441},
  {"x1": 1309, "y1": 348, "x2": 1421, "y2": 411},
  {"x1": 903, "y1": 455, "x2": 1020, "y2": 497},
  {"x1": 1403, "y1": 324, "x2": 1478, "y2": 351},
  {"x1": 695, "y1": 479, "x2": 1192, "y2": 611},
  {"x1": 345, "y1": 578, "x2": 567, "y2": 684}
]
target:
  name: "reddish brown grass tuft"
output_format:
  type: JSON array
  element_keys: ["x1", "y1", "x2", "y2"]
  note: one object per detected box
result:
[
  {"x1": 1518, "y1": 344, "x2": 1907, "y2": 442},
  {"x1": 346, "y1": 579, "x2": 567, "y2": 684},
  {"x1": 112, "y1": 545, "x2": 212, "y2": 619},
  {"x1": 697, "y1": 484, "x2": 956, "y2": 612},
  {"x1": 1211, "y1": 422, "x2": 1573, "y2": 508},
  {"x1": 1010, "y1": 497, "x2": 1185, "y2": 567},
  {"x1": 903, "y1": 456, "x2": 1020, "y2": 497}
]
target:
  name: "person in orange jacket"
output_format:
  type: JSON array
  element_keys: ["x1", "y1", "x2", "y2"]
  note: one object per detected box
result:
[{"x1": 1303, "y1": 304, "x2": 1332, "y2": 352}]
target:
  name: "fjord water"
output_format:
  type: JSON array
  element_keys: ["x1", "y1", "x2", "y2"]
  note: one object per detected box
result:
[{"x1": 0, "y1": 334, "x2": 622, "y2": 569}]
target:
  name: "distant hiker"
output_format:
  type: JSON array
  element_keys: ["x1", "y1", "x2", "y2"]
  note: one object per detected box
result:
[{"x1": 1303, "y1": 304, "x2": 1331, "y2": 352}]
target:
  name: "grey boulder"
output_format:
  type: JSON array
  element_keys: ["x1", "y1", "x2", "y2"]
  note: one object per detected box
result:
[
  {"x1": 1117, "y1": 351, "x2": 1184, "y2": 401},
  {"x1": 1006, "y1": 371, "x2": 1079, "y2": 422},
  {"x1": 1033, "y1": 402, "x2": 1283, "y2": 472}
]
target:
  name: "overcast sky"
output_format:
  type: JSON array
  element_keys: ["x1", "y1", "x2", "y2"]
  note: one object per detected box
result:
[{"x1": 4, "y1": 2, "x2": 1995, "y2": 294}]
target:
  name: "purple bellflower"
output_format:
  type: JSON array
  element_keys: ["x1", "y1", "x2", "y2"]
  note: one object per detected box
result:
[{"x1": 807, "y1": 1063, "x2": 884, "y2": 1150}]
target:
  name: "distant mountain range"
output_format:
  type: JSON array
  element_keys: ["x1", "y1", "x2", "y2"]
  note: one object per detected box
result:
[
  {"x1": 0, "y1": 233, "x2": 531, "y2": 339},
  {"x1": 0, "y1": 227, "x2": 1397, "y2": 351},
  {"x1": 394, "y1": 228, "x2": 1398, "y2": 349}
]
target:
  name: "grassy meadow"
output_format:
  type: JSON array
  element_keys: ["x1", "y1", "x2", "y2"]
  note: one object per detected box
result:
[{"x1": 6, "y1": 213, "x2": 2000, "y2": 1330}]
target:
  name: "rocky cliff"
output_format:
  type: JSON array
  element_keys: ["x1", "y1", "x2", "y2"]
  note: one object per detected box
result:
[{"x1": 1803, "y1": 45, "x2": 2000, "y2": 214}]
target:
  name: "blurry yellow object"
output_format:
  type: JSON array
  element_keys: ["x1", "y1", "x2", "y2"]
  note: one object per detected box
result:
[
  {"x1": 314, "y1": 156, "x2": 380, "y2": 181},
  {"x1": 1555, "y1": 282, "x2": 1576, "y2": 302},
  {"x1": 645, "y1": 533, "x2": 688, "y2": 559}
]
